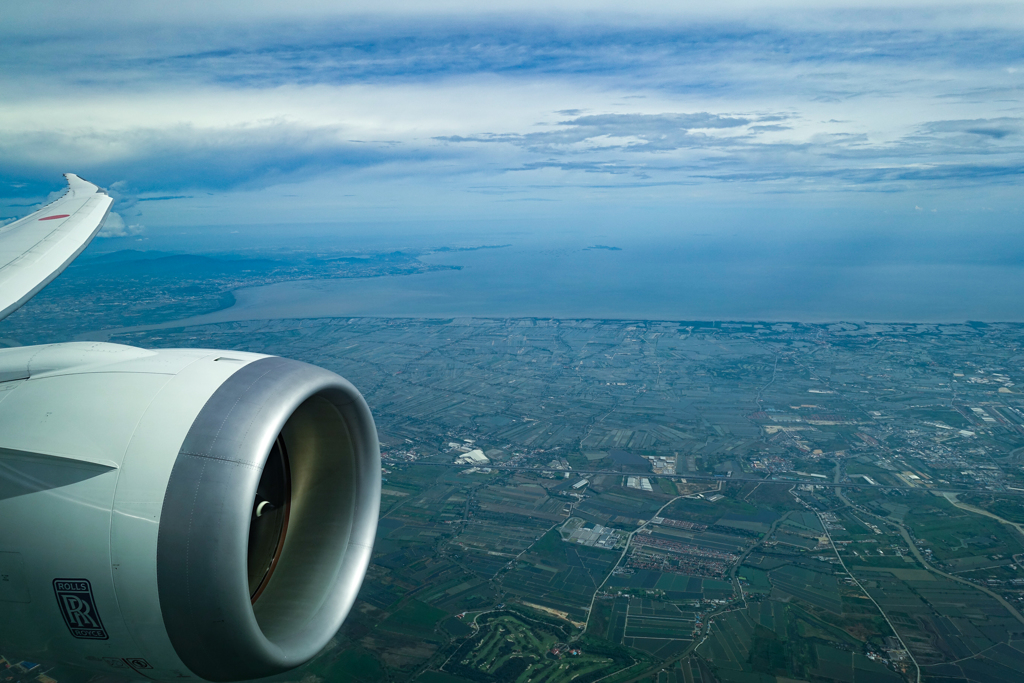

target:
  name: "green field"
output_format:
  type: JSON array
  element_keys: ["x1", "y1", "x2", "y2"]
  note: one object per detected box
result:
[
  {"x1": 738, "y1": 566, "x2": 772, "y2": 595},
  {"x1": 624, "y1": 598, "x2": 697, "y2": 640},
  {"x1": 769, "y1": 565, "x2": 842, "y2": 613},
  {"x1": 309, "y1": 648, "x2": 385, "y2": 683},
  {"x1": 502, "y1": 534, "x2": 619, "y2": 617},
  {"x1": 655, "y1": 573, "x2": 706, "y2": 593},
  {"x1": 695, "y1": 597, "x2": 883, "y2": 682},
  {"x1": 661, "y1": 494, "x2": 769, "y2": 526},
  {"x1": 443, "y1": 613, "x2": 633, "y2": 683},
  {"x1": 962, "y1": 494, "x2": 1024, "y2": 524},
  {"x1": 379, "y1": 599, "x2": 449, "y2": 641},
  {"x1": 416, "y1": 672, "x2": 472, "y2": 683},
  {"x1": 901, "y1": 494, "x2": 1024, "y2": 562}
]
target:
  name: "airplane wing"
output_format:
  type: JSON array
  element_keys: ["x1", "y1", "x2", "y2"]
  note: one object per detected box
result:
[{"x1": 0, "y1": 174, "x2": 113, "y2": 322}]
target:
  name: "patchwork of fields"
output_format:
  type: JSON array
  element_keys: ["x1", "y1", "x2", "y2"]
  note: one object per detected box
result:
[{"x1": 76, "y1": 318, "x2": 1024, "y2": 683}]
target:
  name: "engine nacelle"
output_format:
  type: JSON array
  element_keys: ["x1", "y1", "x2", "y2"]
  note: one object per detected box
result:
[{"x1": 0, "y1": 342, "x2": 380, "y2": 681}]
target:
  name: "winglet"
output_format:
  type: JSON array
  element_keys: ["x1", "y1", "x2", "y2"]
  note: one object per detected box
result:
[{"x1": 63, "y1": 173, "x2": 106, "y2": 197}]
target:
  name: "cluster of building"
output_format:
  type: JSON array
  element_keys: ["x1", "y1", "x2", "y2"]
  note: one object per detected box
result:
[
  {"x1": 747, "y1": 455, "x2": 792, "y2": 474},
  {"x1": 632, "y1": 534, "x2": 739, "y2": 563},
  {"x1": 818, "y1": 512, "x2": 846, "y2": 533},
  {"x1": 642, "y1": 455, "x2": 676, "y2": 475},
  {"x1": 454, "y1": 449, "x2": 490, "y2": 465},
  {"x1": 651, "y1": 516, "x2": 708, "y2": 531},
  {"x1": 384, "y1": 447, "x2": 422, "y2": 462},
  {"x1": 625, "y1": 476, "x2": 654, "y2": 491},
  {"x1": 626, "y1": 548, "x2": 729, "y2": 579},
  {"x1": 567, "y1": 524, "x2": 622, "y2": 550},
  {"x1": 548, "y1": 644, "x2": 581, "y2": 658}
]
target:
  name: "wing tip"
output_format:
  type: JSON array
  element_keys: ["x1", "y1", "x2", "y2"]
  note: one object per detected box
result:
[{"x1": 62, "y1": 173, "x2": 107, "y2": 196}]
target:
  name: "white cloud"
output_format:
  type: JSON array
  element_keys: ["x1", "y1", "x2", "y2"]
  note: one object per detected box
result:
[
  {"x1": 98, "y1": 211, "x2": 144, "y2": 238},
  {"x1": 3, "y1": 1, "x2": 1023, "y2": 31},
  {"x1": 0, "y1": 4, "x2": 1020, "y2": 229}
]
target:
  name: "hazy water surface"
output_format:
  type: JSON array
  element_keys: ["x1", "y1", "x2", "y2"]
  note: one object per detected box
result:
[{"x1": 177, "y1": 235, "x2": 1024, "y2": 324}]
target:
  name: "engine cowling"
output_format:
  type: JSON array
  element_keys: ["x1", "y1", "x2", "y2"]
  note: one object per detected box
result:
[{"x1": 0, "y1": 342, "x2": 380, "y2": 681}]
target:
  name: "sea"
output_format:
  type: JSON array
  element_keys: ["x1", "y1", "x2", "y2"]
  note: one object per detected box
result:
[{"x1": 160, "y1": 226, "x2": 1024, "y2": 325}]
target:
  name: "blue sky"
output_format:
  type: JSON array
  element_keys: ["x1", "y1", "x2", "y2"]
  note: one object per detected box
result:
[{"x1": 0, "y1": 1, "x2": 1021, "y2": 243}]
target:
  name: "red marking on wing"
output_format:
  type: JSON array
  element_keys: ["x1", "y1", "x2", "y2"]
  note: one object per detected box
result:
[{"x1": 39, "y1": 214, "x2": 70, "y2": 221}]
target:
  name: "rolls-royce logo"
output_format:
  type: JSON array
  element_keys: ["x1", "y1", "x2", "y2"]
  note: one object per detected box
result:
[{"x1": 53, "y1": 579, "x2": 108, "y2": 640}]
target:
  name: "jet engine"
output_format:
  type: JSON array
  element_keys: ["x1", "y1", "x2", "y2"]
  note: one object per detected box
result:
[{"x1": 0, "y1": 342, "x2": 381, "y2": 681}]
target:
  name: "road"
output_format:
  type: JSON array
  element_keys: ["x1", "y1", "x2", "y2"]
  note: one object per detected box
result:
[
  {"x1": 577, "y1": 492, "x2": 700, "y2": 638},
  {"x1": 835, "y1": 488, "x2": 1024, "y2": 627},
  {"x1": 939, "y1": 492, "x2": 1024, "y2": 537},
  {"x1": 383, "y1": 459, "x2": 1024, "y2": 497},
  {"x1": 817, "y1": 506, "x2": 922, "y2": 683},
  {"x1": 729, "y1": 507, "x2": 793, "y2": 605}
]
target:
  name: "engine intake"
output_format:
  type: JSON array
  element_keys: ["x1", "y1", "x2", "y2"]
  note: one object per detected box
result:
[{"x1": 158, "y1": 357, "x2": 380, "y2": 681}]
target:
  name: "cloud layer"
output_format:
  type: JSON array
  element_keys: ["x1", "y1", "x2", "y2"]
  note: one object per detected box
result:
[{"x1": 0, "y1": 4, "x2": 1021, "y2": 229}]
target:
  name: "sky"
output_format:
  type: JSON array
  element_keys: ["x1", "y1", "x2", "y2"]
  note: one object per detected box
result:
[{"x1": 0, "y1": 1, "x2": 1021, "y2": 246}]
